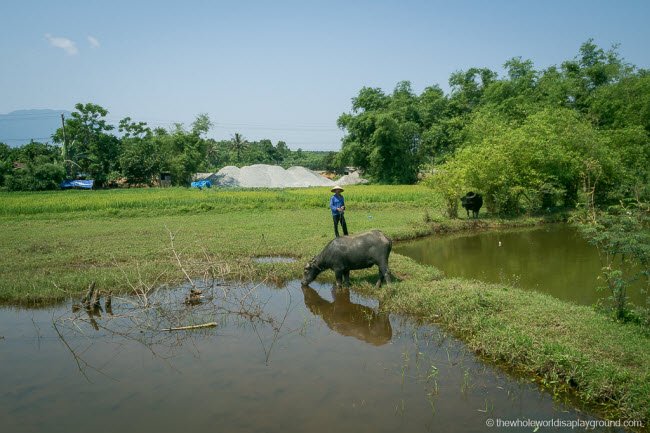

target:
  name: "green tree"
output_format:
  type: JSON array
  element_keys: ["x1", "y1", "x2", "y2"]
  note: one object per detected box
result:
[
  {"x1": 230, "y1": 133, "x2": 248, "y2": 164},
  {"x1": 276, "y1": 141, "x2": 290, "y2": 163},
  {"x1": 2, "y1": 142, "x2": 66, "y2": 191},
  {"x1": 52, "y1": 103, "x2": 119, "y2": 185},
  {"x1": 118, "y1": 119, "x2": 163, "y2": 186},
  {"x1": 119, "y1": 117, "x2": 151, "y2": 139},
  {"x1": 338, "y1": 81, "x2": 426, "y2": 184},
  {"x1": 430, "y1": 107, "x2": 618, "y2": 215},
  {"x1": 560, "y1": 39, "x2": 628, "y2": 113},
  {"x1": 0, "y1": 142, "x2": 13, "y2": 187},
  {"x1": 323, "y1": 151, "x2": 346, "y2": 175},
  {"x1": 155, "y1": 120, "x2": 208, "y2": 186},
  {"x1": 575, "y1": 174, "x2": 650, "y2": 323},
  {"x1": 448, "y1": 67, "x2": 497, "y2": 114},
  {"x1": 191, "y1": 113, "x2": 214, "y2": 138}
]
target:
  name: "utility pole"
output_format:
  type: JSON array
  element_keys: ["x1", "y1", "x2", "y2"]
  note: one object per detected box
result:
[{"x1": 61, "y1": 113, "x2": 69, "y2": 177}]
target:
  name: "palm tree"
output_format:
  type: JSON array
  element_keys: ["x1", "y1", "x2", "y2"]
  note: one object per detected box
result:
[
  {"x1": 205, "y1": 140, "x2": 220, "y2": 167},
  {"x1": 230, "y1": 133, "x2": 248, "y2": 164}
]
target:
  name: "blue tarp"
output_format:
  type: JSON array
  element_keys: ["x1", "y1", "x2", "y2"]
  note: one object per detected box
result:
[
  {"x1": 61, "y1": 180, "x2": 94, "y2": 189},
  {"x1": 191, "y1": 180, "x2": 211, "y2": 189}
]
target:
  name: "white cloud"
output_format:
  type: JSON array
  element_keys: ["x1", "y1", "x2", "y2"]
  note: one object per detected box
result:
[
  {"x1": 45, "y1": 33, "x2": 78, "y2": 55},
  {"x1": 88, "y1": 36, "x2": 100, "y2": 48}
]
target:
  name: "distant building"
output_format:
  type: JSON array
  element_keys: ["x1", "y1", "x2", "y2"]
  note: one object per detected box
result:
[{"x1": 159, "y1": 172, "x2": 172, "y2": 187}]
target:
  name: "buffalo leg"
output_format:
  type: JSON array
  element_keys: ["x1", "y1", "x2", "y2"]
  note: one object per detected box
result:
[
  {"x1": 375, "y1": 270, "x2": 384, "y2": 288},
  {"x1": 343, "y1": 270, "x2": 350, "y2": 287},
  {"x1": 334, "y1": 270, "x2": 343, "y2": 288},
  {"x1": 379, "y1": 262, "x2": 392, "y2": 285}
]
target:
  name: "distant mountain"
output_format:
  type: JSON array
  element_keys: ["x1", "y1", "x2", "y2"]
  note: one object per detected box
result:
[{"x1": 0, "y1": 109, "x2": 73, "y2": 147}]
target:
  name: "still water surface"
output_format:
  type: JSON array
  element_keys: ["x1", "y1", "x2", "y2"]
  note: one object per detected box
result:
[
  {"x1": 0, "y1": 280, "x2": 627, "y2": 432},
  {"x1": 394, "y1": 224, "x2": 645, "y2": 306}
]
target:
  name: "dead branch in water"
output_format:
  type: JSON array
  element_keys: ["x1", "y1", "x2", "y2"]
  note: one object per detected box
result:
[
  {"x1": 81, "y1": 281, "x2": 96, "y2": 308},
  {"x1": 53, "y1": 226, "x2": 297, "y2": 380},
  {"x1": 166, "y1": 225, "x2": 196, "y2": 290},
  {"x1": 160, "y1": 322, "x2": 218, "y2": 332},
  {"x1": 91, "y1": 287, "x2": 101, "y2": 309}
]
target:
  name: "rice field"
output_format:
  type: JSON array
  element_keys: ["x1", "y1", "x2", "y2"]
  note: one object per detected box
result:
[{"x1": 0, "y1": 184, "x2": 440, "y2": 216}]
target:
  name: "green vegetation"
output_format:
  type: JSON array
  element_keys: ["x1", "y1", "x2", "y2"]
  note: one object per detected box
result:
[
  {"x1": 575, "y1": 186, "x2": 650, "y2": 324},
  {"x1": 0, "y1": 184, "x2": 433, "y2": 217},
  {"x1": 337, "y1": 41, "x2": 649, "y2": 215},
  {"x1": 0, "y1": 185, "x2": 439, "y2": 301},
  {"x1": 0, "y1": 105, "x2": 334, "y2": 191},
  {"x1": 5, "y1": 40, "x2": 649, "y2": 204},
  {"x1": 336, "y1": 38, "x2": 650, "y2": 328},
  {"x1": 0, "y1": 141, "x2": 66, "y2": 191},
  {"x1": 1, "y1": 38, "x2": 649, "y2": 426},
  {"x1": 1, "y1": 186, "x2": 648, "y2": 424}
]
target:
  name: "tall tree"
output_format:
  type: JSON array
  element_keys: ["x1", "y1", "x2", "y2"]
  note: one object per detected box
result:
[
  {"x1": 52, "y1": 103, "x2": 118, "y2": 185},
  {"x1": 338, "y1": 81, "x2": 427, "y2": 183},
  {"x1": 230, "y1": 133, "x2": 248, "y2": 164},
  {"x1": 191, "y1": 113, "x2": 214, "y2": 138}
]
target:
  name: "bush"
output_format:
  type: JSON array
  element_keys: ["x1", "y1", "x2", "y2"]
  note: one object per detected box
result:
[
  {"x1": 426, "y1": 107, "x2": 625, "y2": 216},
  {"x1": 4, "y1": 161, "x2": 66, "y2": 191}
]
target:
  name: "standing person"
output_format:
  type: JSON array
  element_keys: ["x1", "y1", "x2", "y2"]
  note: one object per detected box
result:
[{"x1": 330, "y1": 186, "x2": 348, "y2": 237}]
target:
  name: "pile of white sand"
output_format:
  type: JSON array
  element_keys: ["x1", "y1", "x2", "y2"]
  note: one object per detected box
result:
[
  {"x1": 337, "y1": 171, "x2": 369, "y2": 186},
  {"x1": 196, "y1": 165, "x2": 332, "y2": 188},
  {"x1": 196, "y1": 164, "x2": 369, "y2": 188}
]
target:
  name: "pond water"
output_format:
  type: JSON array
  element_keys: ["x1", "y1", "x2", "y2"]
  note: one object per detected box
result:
[
  {"x1": 0, "y1": 280, "x2": 627, "y2": 433},
  {"x1": 394, "y1": 224, "x2": 646, "y2": 307}
]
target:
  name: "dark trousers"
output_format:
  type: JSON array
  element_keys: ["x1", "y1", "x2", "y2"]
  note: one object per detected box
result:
[{"x1": 333, "y1": 214, "x2": 348, "y2": 237}]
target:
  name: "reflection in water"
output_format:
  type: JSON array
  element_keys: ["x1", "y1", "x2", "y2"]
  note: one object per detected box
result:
[
  {"x1": 301, "y1": 286, "x2": 392, "y2": 346},
  {"x1": 0, "y1": 281, "x2": 628, "y2": 433}
]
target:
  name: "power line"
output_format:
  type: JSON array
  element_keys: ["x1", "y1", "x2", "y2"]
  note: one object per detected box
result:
[
  {"x1": 0, "y1": 112, "x2": 68, "y2": 119},
  {"x1": 1, "y1": 112, "x2": 339, "y2": 129},
  {"x1": 0, "y1": 115, "x2": 66, "y2": 122},
  {"x1": 1, "y1": 137, "x2": 54, "y2": 141}
]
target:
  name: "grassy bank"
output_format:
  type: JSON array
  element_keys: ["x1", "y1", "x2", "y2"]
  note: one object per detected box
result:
[
  {"x1": 1, "y1": 185, "x2": 647, "y2": 426},
  {"x1": 353, "y1": 257, "x2": 650, "y2": 425}
]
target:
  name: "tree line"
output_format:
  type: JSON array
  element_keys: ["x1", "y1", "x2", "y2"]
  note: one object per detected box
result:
[
  {"x1": 3, "y1": 39, "x2": 648, "y2": 200},
  {"x1": 0, "y1": 106, "x2": 337, "y2": 190},
  {"x1": 337, "y1": 39, "x2": 649, "y2": 215}
]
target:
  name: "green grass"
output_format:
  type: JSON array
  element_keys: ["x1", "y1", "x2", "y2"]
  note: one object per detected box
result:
[
  {"x1": 0, "y1": 184, "x2": 436, "y2": 216},
  {"x1": 0, "y1": 185, "x2": 446, "y2": 302},
  {"x1": 1, "y1": 185, "x2": 648, "y2": 426}
]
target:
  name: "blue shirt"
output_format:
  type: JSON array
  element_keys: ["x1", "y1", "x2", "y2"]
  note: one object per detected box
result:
[{"x1": 330, "y1": 194, "x2": 345, "y2": 215}]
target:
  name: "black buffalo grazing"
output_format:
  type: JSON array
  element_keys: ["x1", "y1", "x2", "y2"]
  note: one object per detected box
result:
[
  {"x1": 461, "y1": 192, "x2": 483, "y2": 218},
  {"x1": 301, "y1": 230, "x2": 392, "y2": 288}
]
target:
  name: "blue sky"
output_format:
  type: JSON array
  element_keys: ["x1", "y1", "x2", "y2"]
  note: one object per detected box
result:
[{"x1": 1, "y1": 0, "x2": 649, "y2": 150}]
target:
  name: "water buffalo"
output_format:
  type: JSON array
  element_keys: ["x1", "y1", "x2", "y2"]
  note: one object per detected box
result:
[
  {"x1": 301, "y1": 230, "x2": 392, "y2": 288},
  {"x1": 461, "y1": 192, "x2": 483, "y2": 218}
]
